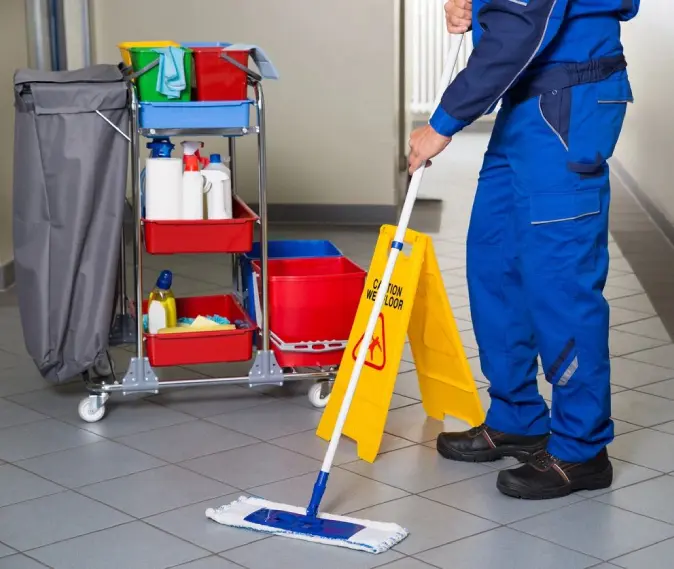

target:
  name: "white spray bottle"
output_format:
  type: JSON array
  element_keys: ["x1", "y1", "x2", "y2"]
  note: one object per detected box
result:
[{"x1": 203, "y1": 154, "x2": 233, "y2": 219}]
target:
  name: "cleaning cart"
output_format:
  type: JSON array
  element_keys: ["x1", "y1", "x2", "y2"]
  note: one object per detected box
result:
[{"x1": 76, "y1": 43, "x2": 359, "y2": 422}]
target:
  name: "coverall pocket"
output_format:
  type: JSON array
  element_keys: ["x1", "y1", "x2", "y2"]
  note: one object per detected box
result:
[
  {"x1": 538, "y1": 90, "x2": 571, "y2": 151},
  {"x1": 529, "y1": 189, "x2": 600, "y2": 225}
]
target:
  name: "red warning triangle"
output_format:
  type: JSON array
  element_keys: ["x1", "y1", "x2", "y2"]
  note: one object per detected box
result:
[{"x1": 352, "y1": 313, "x2": 386, "y2": 371}]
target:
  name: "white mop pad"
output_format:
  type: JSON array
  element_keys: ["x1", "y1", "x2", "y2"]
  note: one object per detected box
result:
[{"x1": 205, "y1": 496, "x2": 409, "y2": 554}]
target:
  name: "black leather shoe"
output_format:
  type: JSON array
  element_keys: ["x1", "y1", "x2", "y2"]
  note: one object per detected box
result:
[
  {"x1": 497, "y1": 448, "x2": 613, "y2": 500},
  {"x1": 436, "y1": 424, "x2": 549, "y2": 463}
]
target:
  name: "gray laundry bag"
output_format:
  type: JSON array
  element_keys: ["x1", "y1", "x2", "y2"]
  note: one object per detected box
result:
[{"x1": 13, "y1": 65, "x2": 129, "y2": 383}]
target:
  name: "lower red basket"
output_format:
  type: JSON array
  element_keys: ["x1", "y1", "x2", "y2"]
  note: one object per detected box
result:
[
  {"x1": 144, "y1": 295, "x2": 255, "y2": 367},
  {"x1": 252, "y1": 256, "x2": 366, "y2": 369},
  {"x1": 143, "y1": 196, "x2": 258, "y2": 255}
]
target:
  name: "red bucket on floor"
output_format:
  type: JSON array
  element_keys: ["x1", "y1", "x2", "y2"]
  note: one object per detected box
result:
[
  {"x1": 143, "y1": 295, "x2": 255, "y2": 367},
  {"x1": 252, "y1": 257, "x2": 366, "y2": 368},
  {"x1": 191, "y1": 47, "x2": 250, "y2": 101}
]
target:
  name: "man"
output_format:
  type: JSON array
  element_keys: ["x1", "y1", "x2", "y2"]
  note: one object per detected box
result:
[{"x1": 408, "y1": 0, "x2": 638, "y2": 500}]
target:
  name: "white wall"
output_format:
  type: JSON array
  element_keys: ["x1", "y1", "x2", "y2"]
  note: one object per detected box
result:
[
  {"x1": 90, "y1": 0, "x2": 400, "y2": 207},
  {"x1": 0, "y1": 0, "x2": 29, "y2": 265},
  {"x1": 615, "y1": 3, "x2": 674, "y2": 223}
]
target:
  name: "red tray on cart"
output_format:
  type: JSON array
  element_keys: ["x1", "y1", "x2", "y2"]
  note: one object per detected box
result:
[
  {"x1": 143, "y1": 294, "x2": 255, "y2": 367},
  {"x1": 143, "y1": 196, "x2": 258, "y2": 255}
]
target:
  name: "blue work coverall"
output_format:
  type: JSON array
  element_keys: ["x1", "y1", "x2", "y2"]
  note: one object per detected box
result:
[{"x1": 430, "y1": 0, "x2": 640, "y2": 462}]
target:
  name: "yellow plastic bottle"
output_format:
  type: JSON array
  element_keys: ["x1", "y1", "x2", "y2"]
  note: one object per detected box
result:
[{"x1": 147, "y1": 270, "x2": 178, "y2": 334}]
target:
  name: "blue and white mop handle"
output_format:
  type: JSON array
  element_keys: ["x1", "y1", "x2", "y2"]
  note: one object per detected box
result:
[{"x1": 306, "y1": 35, "x2": 466, "y2": 518}]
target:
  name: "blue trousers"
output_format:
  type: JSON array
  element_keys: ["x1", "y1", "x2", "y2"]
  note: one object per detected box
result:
[{"x1": 468, "y1": 71, "x2": 631, "y2": 462}]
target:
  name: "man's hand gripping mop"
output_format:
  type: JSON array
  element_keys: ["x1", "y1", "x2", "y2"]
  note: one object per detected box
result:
[{"x1": 206, "y1": 36, "x2": 465, "y2": 554}]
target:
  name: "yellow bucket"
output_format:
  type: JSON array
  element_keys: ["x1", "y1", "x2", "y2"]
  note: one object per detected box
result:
[{"x1": 118, "y1": 40, "x2": 180, "y2": 68}]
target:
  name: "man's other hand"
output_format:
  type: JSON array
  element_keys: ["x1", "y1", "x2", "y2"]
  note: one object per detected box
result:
[{"x1": 445, "y1": 0, "x2": 472, "y2": 34}]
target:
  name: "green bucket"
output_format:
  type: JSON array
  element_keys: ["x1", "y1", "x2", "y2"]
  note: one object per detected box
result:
[{"x1": 129, "y1": 47, "x2": 193, "y2": 102}]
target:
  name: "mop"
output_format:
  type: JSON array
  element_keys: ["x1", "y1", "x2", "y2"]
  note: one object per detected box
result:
[{"x1": 206, "y1": 36, "x2": 465, "y2": 555}]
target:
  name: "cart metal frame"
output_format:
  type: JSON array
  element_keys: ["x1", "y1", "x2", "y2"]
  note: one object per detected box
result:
[{"x1": 79, "y1": 72, "x2": 334, "y2": 422}]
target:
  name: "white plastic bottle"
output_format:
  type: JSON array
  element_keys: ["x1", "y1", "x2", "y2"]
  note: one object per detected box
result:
[
  {"x1": 182, "y1": 155, "x2": 208, "y2": 220},
  {"x1": 204, "y1": 153, "x2": 233, "y2": 219}
]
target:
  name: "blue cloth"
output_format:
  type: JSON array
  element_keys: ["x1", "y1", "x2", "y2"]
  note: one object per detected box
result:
[
  {"x1": 430, "y1": 0, "x2": 639, "y2": 138},
  {"x1": 469, "y1": 69, "x2": 632, "y2": 462},
  {"x1": 153, "y1": 47, "x2": 186, "y2": 99}
]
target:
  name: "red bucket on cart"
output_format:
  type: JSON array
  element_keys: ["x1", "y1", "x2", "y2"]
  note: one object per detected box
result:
[
  {"x1": 188, "y1": 43, "x2": 250, "y2": 101},
  {"x1": 143, "y1": 294, "x2": 255, "y2": 367},
  {"x1": 252, "y1": 257, "x2": 366, "y2": 368}
]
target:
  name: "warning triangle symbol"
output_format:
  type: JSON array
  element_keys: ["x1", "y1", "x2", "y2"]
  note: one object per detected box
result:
[{"x1": 352, "y1": 313, "x2": 386, "y2": 371}]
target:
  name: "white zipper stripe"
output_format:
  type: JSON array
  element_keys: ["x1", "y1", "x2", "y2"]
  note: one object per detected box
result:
[{"x1": 531, "y1": 211, "x2": 600, "y2": 225}]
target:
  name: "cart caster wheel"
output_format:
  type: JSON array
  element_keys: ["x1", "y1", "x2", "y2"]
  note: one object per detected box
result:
[
  {"x1": 93, "y1": 353, "x2": 114, "y2": 378},
  {"x1": 78, "y1": 397, "x2": 107, "y2": 423},
  {"x1": 308, "y1": 382, "x2": 331, "y2": 409}
]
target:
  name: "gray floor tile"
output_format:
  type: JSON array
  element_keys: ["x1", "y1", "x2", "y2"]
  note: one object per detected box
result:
[
  {"x1": 588, "y1": 565, "x2": 621, "y2": 569},
  {"x1": 609, "y1": 330, "x2": 668, "y2": 357},
  {"x1": 351, "y1": 495, "x2": 496, "y2": 555},
  {"x1": 384, "y1": 404, "x2": 457, "y2": 443},
  {"x1": 0, "y1": 399, "x2": 45, "y2": 429},
  {"x1": 453, "y1": 317, "x2": 474, "y2": 332},
  {"x1": 610, "y1": 429, "x2": 674, "y2": 472},
  {"x1": 29, "y1": 521, "x2": 209, "y2": 569},
  {"x1": 15, "y1": 440, "x2": 166, "y2": 488},
  {"x1": 626, "y1": 344, "x2": 674, "y2": 369},
  {"x1": 421, "y1": 471, "x2": 583, "y2": 524},
  {"x1": 596, "y1": 475, "x2": 674, "y2": 523},
  {"x1": 0, "y1": 544, "x2": 14, "y2": 559},
  {"x1": 270, "y1": 430, "x2": 414, "y2": 465},
  {"x1": 612, "y1": 538, "x2": 674, "y2": 569},
  {"x1": 117, "y1": 420, "x2": 258, "y2": 463},
  {"x1": 207, "y1": 401, "x2": 322, "y2": 440},
  {"x1": 452, "y1": 305, "x2": 472, "y2": 322},
  {"x1": 222, "y1": 533, "x2": 403, "y2": 569},
  {"x1": 0, "y1": 419, "x2": 103, "y2": 462},
  {"x1": 610, "y1": 293, "x2": 656, "y2": 316},
  {"x1": 61, "y1": 399, "x2": 196, "y2": 439},
  {"x1": 79, "y1": 465, "x2": 235, "y2": 518},
  {"x1": 612, "y1": 419, "x2": 643, "y2": 437},
  {"x1": 181, "y1": 443, "x2": 321, "y2": 489},
  {"x1": 0, "y1": 491, "x2": 132, "y2": 551},
  {"x1": 394, "y1": 371, "x2": 422, "y2": 400},
  {"x1": 577, "y1": 459, "x2": 661, "y2": 497},
  {"x1": 0, "y1": 555, "x2": 48, "y2": 569},
  {"x1": 175, "y1": 558, "x2": 244, "y2": 569},
  {"x1": 652, "y1": 420, "x2": 674, "y2": 435},
  {"x1": 376, "y1": 560, "x2": 436, "y2": 569},
  {"x1": 342, "y1": 445, "x2": 492, "y2": 493},
  {"x1": 615, "y1": 317, "x2": 671, "y2": 342},
  {"x1": 0, "y1": 464, "x2": 62, "y2": 507},
  {"x1": 249, "y1": 468, "x2": 409, "y2": 516},
  {"x1": 146, "y1": 494, "x2": 267, "y2": 554},
  {"x1": 610, "y1": 357, "x2": 674, "y2": 388},
  {"x1": 610, "y1": 390, "x2": 674, "y2": 427},
  {"x1": 416, "y1": 527, "x2": 599, "y2": 569},
  {"x1": 398, "y1": 360, "x2": 416, "y2": 374},
  {"x1": 389, "y1": 394, "x2": 418, "y2": 410},
  {"x1": 150, "y1": 385, "x2": 275, "y2": 418},
  {"x1": 607, "y1": 273, "x2": 644, "y2": 292},
  {"x1": 7, "y1": 384, "x2": 86, "y2": 419},
  {"x1": 604, "y1": 285, "x2": 639, "y2": 301},
  {"x1": 511, "y1": 500, "x2": 674, "y2": 560},
  {"x1": 610, "y1": 307, "x2": 651, "y2": 327},
  {"x1": 637, "y1": 378, "x2": 674, "y2": 400}
]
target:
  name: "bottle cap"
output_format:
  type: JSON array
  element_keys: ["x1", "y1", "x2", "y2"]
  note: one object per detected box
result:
[
  {"x1": 184, "y1": 155, "x2": 199, "y2": 171},
  {"x1": 156, "y1": 270, "x2": 173, "y2": 290},
  {"x1": 209, "y1": 153, "x2": 222, "y2": 164}
]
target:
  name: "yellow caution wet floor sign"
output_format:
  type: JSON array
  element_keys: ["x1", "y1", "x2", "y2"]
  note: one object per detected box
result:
[{"x1": 316, "y1": 225, "x2": 485, "y2": 463}]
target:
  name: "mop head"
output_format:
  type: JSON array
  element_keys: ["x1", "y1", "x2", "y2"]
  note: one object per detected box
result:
[{"x1": 205, "y1": 496, "x2": 409, "y2": 554}]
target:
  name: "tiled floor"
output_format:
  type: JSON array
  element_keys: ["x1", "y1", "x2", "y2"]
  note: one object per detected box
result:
[{"x1": 2, "y1": 129, "x2": 674, "y2": 568}]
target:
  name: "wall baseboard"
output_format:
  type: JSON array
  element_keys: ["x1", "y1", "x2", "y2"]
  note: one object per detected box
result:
[
  {"x1": 248, "y1": 203, "x2": 399, "y2": 225},
  {"x1": 0, "y1": 259, "x2": 14, "y2": 291},
  {"x1": 611, "y1": 159, "x2": 674, "y2": 247}
]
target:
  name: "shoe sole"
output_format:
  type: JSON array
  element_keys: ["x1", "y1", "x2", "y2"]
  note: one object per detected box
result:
[
  {"x1": 496, "y1": 465, "x2": 614, "y2": 500},
  {"x1": 436, "y1": 438, "x2": 547, "y2": 463}
]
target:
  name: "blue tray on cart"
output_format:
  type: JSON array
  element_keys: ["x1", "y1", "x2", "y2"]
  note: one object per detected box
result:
[
  {"x1": 240, "y1": 240, "x2": 343, "y2": 323},
  {"x1": 138, "y1": 100, "x2": 253, "y2": 130}
]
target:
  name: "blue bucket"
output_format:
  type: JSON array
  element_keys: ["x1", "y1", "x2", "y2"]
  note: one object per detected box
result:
[{"x1": 240, "y1": 240, "x2": 343, "y2": 323}]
